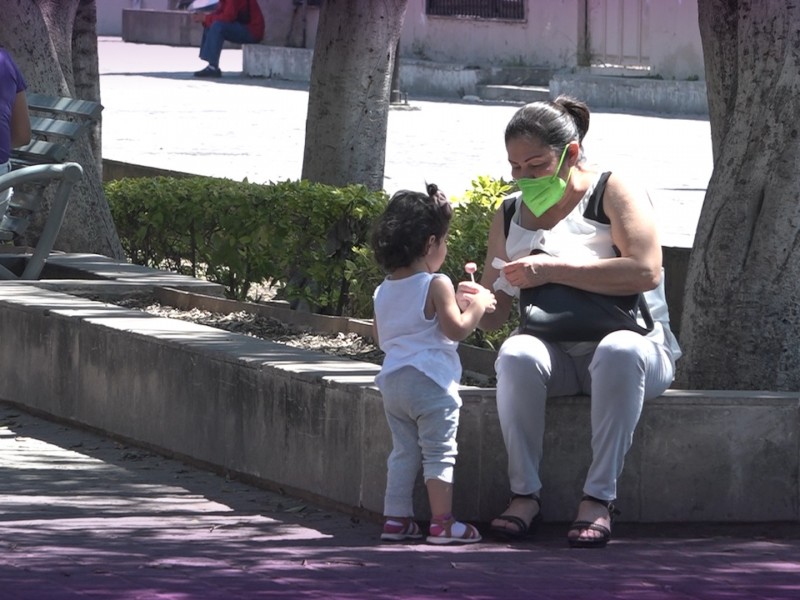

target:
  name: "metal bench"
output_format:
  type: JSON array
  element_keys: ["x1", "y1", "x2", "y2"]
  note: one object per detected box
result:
[
  {"x1": 0, "y1": 93, "x2": 102, "y2": 280},
  {"x1": 0, "y1": 163, "x2": 83, "y2": 279},
  {"x1": 11, "y1": 92, "x2": 103, "y2": 168}
]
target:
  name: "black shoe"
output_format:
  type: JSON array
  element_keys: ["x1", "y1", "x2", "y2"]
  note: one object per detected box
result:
[
  {"x1": 489, "y1": 494, "x2": 542, "y2": 541},
  {"x1": 567, "y1": 494, "x2": 621, "y2": 549},
  {"x1": 193, "y1": 65, "x2": 221, "y2": 78}
]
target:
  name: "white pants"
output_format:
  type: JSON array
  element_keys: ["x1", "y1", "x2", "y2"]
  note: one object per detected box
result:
[
  {"x1": 495, "y1": 330, "x2": 675, "y2": 501},
  {"x1": 380, "y1": 366, "x2": 460, "y2": 517}
]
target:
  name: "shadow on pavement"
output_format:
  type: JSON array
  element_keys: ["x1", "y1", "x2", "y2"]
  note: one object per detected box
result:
[{"x1": 3, "y1": 402, "x2": 799, "y2": 599}]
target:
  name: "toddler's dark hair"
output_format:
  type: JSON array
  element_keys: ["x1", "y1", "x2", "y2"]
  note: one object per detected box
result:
[{"x1": 371, "y1": 183, "x2": 453, "y2": 272}]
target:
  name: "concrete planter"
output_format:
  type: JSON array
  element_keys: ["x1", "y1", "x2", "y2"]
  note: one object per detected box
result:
[
  {"x1": 0, "y1": 254, "x2": 796, "y2": 524},
  {"x1": 152, "y1": 287, "x2": 499, "y2": 378}
]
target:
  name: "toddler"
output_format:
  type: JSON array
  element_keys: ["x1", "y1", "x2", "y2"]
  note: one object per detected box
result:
[{"x1": 370, "y1": 183, "x2": 496, "y2": 544}]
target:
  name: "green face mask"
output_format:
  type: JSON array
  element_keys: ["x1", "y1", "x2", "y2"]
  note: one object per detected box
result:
[{"x1": 516, "y1": 145, "x2": 571, "y2": 217}]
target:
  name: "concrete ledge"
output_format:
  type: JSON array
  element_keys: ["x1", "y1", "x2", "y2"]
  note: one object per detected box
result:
[
  {"x1": 243, "y1": 45, "x2": 314, "y2": 82},
  {"x1": 0, "y1": 273, "x2": 796, "y2": 523},
  {"x1": 243, "y1": 45, "x2": 484, "y2": 98},
  {"x1": 242, "y1": 45, "x2": 708, "y2": 113},
  {"x1": 551, "y1": 73, "x2": 709, "y2": 115},
  {"x1": 122, "y1": 9, "x2": 240, "y2": 48},
  {"x1": 0, "y1": 253, "x2": 226, "y2": 299},
  {"x1": 103, "y1": 159, "x2": 197, "y2": 182},
  {"x1": 476, "y1": 84, "x2": 550, "y2": 104},
  {"x1": 396, "y1": 59, "x2": 481, "y2": 98}
]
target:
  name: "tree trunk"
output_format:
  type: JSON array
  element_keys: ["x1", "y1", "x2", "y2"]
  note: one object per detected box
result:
[
  {"x1": 0, "y1": 0, "x2": 124, "y2": 259},
  {"x1": 73, "y1": 0, "x2": 103, "y2": 173},
  {"x1": 677, "y1": 1, "x2": 800, "y2": 390},
  {"x1": 301, "y1": 0, "x2": 408, "y2": 191}
]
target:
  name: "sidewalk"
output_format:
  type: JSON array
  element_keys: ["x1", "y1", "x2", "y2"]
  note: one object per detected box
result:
[
  {"x1": 2, "y1": 401, "x2": 800, "y2": 599},
  {"x1": 97, "y1": 37, "x2": 711, "y2": 248}
]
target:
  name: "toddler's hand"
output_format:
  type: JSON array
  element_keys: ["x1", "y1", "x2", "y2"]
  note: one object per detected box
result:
[
  {"x1": 456, "y1": 280, "x2": 482, "y2": 310},
  {"x1": 473, "y1": 285, "x2": 497, "y2": 313},
  {"x1": 458, "y1": 281, "x2": 495, "y2": 313}
]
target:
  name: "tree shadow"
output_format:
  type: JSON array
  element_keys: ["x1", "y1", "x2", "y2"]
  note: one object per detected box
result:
[
  {"x1": 101, "y1": 70, "x2": 311, "y2": 91},
  {"x1": 2, "y1": 402, "x2": 799, "y2": 599}
]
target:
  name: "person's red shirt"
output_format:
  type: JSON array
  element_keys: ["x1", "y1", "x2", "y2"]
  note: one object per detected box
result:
[{"x1": 203, "y1": 0, "x2": 265, "y2": 43}]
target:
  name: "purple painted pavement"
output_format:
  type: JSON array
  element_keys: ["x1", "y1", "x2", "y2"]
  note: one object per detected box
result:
[{"x1": 1, "y1": 403, "x2": 799, "y2": 599}]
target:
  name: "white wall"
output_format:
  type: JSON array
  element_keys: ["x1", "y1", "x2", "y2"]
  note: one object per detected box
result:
[
  {"x1": 648, "y1": 0, "x2": 704, "y2": 80},
  {"x1": 400, "y1": 0, "x2": 583, "y2": 68},
  {"x1": 102, "y1": 0, "x2": 704, "y2": 80},
  {"x1": 96, "y1": 0, "x2": 184, "y2": 37}
]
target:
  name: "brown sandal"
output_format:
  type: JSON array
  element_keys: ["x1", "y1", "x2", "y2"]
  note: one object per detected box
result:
[
  {"x1": 489, "y1": 494, "x2": 542, "y2": 541},
  {"x1": 567, "y1": 495, "x2": 620, "y2": 549}
]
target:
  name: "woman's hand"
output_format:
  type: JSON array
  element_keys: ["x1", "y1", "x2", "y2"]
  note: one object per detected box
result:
[{"x1": 502, "y1": 254, "x2": 555, "y2": 289}]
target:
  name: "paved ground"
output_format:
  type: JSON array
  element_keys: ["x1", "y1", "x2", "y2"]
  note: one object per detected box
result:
[
  {"x1": 97, "y1": 37, "x2": 711, "y2": 248},
  {"x1": 2, "y1": 39, "x2": 794, "y2": 600},
  {"x1": 2, "y1": 402, "x2": 800, "y2": 600}
]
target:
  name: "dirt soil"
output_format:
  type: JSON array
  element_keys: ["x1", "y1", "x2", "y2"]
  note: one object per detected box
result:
[
  {"x1": 117, "y1": 298, "x2": 386, "y2": 365},
  {"x1": 113, "y1": 297, "x2": 492, "y2": 387}
]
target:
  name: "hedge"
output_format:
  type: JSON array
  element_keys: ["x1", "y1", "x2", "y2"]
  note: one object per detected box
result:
[{"x1": 105, "y1": 175, "x2": 517, "y2": 347}]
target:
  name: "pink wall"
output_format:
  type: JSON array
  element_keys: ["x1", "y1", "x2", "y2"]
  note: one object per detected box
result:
[
  {"x1": 234, "y1": 0, "x2": 702, "y2": 80},
  {"x1": 400, "y1": 0, "x2": 582, "y2": 68}
]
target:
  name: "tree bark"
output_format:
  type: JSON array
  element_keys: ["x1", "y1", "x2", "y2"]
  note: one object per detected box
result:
[
  {"x1": 677, "y1": 1, "x2": 800, "y2": 390},
  {"x1": 73, "y1": 0, "x2": 103, "y2": 173},
  {"x1": 0, "y1": 0, "x2": 124, "y2": 259},
  {"x1": 301, "y1": 0, "x2": 408, "y2": 191}
]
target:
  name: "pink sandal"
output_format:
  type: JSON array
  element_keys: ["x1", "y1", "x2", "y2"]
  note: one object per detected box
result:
[
  {"x1": 381, "y1": 517, "x2": 423, "y2": 542},
  {"x1": 427, "y1": 516, "x2": 482, "y2": 545}
]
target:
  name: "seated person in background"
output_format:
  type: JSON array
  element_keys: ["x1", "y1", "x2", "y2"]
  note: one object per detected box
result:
[{"x1": 192, "y1": 0, "x2": 265, "y2": 78}]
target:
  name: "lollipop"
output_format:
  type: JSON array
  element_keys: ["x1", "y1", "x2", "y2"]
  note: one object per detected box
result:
[{"x1": 464, "y1": 262, "x2": 477, "y2": 282}]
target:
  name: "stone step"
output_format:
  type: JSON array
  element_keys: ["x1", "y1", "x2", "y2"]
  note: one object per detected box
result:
[
  {"x1": 475, "y1": 84, "x2": 551, "y2": 103},
  {"x1": 242, "y1": 45, "x2": 708, "y2": 114},
  {"x1": 477, "y1": 65, "x2": 554, "y2": 87},
  {"x1": 551, "y1": 72, "x2": 709, "y2": 115}
]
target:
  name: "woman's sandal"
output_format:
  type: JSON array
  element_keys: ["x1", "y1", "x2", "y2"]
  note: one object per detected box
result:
[
  {"x1": 567, "y1": 494, "x2": 621, "y2": 549},
  {"x1": 489, "y1": 493, "x2": 543, "y2": 541}
]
